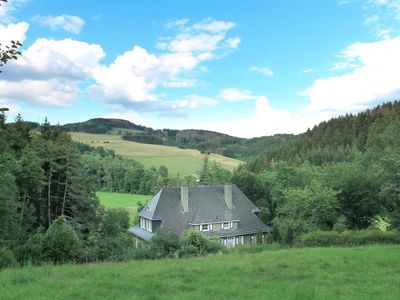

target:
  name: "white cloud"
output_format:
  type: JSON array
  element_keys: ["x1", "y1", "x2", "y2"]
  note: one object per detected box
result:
[
  {"x1": 33, "y1": 15, "x2": 85, "y2": 34},
  {"x1": 300, "y1": 37, "x2": 400, "y2": 112},
  {"x1": 249, "y1": 66, "x2": 274, "y2": 77},
  {"x1": 89, "y1": 18, "x2": 238, "y2": 107},
  {"x1": 191, "y1": 19, "x2": 235, "y2": 33},
  {"x1": 171, "y1": 94, "x2": 218, "y2": 109},
  {"x1": 301, "y1": 69, "x2": 314, "y2": 73},
  {"x1": 363, "y1": 0, "x2": 400, "y2": 38},
  {"x1": 0, "y1": 38, "x2": 105, "y2": 106},
  {"x1": 0, "y1": 21, "x2": 29, "y2": 44},
  {"x1": 198, "y1": 95, "x2": 331, "y2": 138},
  {"x1": 219, "y1": 88, "x2": 255, "y2": 102},
  {"x1": 226, "y1": 37, "x2": 241, "y2": 49},
  {"x1": 0, "y1": 0, "x2": 30, "y2": 23}
]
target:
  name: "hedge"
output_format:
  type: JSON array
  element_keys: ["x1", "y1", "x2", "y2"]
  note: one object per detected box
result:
[{"x1": 297, "y1": 230, "x2": 400, "y2": 247}]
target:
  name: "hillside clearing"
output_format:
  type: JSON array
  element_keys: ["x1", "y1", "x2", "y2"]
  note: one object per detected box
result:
[
  {"x1": 96, "y1": 192, "x2": 151, "y2": 223},
  {"x1": 71, "y1": 132, "x2": 242, "y2": 176},
  {"x1": 1, "y1": 245, "x2": 399, "y2": 299}
]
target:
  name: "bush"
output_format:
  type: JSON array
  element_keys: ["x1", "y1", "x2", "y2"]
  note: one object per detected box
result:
[
  {"x1": 181, "y1": 229, "x2": 223, "y2": 255},
  {"x1": 0, "y1": 247, "x2": 17, "y2": 270},
  {"x1": 150, "y1": 230, "x2": 181, "y2": 258},
  {"x1": 297, "y1": 229, "x2": 400, "y2": 247},
  {"x1": 100, "y1": 208, "x2": 130, "y2": 237},
  {"x1": 22, "y1": 228, "x2": 46, "y2": 265},
  {"x1": 44, "y1": 216, "x2": 81, "y2": 264}
]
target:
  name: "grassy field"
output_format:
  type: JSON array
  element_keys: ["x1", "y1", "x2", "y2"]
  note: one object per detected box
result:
[
  {"x1": 71, "y1": 132, "x2": 242, "y2": 176},
  {"x1": 96, "y1": 191, "x2": 151, "y2": 223},
  {"x1": 1, "y1": 245, "x2": 399, "y2": 299}
]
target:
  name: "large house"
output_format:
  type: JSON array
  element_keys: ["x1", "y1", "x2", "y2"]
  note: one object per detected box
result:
[{"x1": 128, "y1": 184, "x2": 271, "y2": 247}]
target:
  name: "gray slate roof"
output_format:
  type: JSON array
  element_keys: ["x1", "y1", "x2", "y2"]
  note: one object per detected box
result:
[
  {"x1": 128, "y1": 226, "x2": 155, "y2": 241},
  {"x1": 132, "y1": 184, "x2": 270, "y2": 238}
]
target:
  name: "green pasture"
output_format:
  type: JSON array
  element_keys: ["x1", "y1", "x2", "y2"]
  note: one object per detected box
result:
[
  {"x1": 96, "y1": 192, "x2": 151, "y2": 223},
  {"x1": 1, "y1": 245, "x2": 399, "y2": 299},
  {"x1": 71, "y1": 132, "x2": 242, "y2": 176}
]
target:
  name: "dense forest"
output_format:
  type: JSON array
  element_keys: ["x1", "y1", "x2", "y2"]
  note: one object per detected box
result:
[{"x1": 244, "y1": 101, "x2": 400, "y2": 172}]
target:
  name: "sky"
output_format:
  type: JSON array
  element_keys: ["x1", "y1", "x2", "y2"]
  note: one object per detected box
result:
[{"x1": 1, "y1": 0, "x2": 400, "y2": 138}]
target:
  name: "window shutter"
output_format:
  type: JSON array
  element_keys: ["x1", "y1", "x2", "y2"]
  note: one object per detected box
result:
[
  {"x1": 230, "y1": 222, "x2": 233, "y2": 229},
  {"x1": 210, "y1": 223, "x2": 213, "y2": 231}
]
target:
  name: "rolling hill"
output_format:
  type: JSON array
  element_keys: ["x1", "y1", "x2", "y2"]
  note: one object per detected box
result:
[{"x1": 71, "y1": 132, "x2": 242, "y2": 176}]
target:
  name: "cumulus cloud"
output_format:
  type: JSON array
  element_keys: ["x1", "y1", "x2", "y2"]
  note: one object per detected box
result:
[
  {"x1": 249, "y1": 66, "x2": 274, "y2": 77},
  {"x1": 0, "y1": 38, "x2": 105, "y2": 106},
  {"x1": 33, "y1": 15, "x2": 85, "y2": 34},
  {"x1": 300, "y1": 37, "x2": 400, "y2": 113},
  {"x1": 198, "y1": 95, "x2": 330, "y2": 138},
  {"x1": 0, "y1": 21, "x2": 29, "y2": 45},
  {"x1": 219, "y1": 88, "x2": 255, "y2": 102},
  {"x1": 89, "y1": 18, "x2": 239, "y2": 108}
]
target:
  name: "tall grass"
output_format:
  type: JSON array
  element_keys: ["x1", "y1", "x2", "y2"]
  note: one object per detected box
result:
[{"x1": 1, "y1": 245, "x2": 399, "y2": 299}]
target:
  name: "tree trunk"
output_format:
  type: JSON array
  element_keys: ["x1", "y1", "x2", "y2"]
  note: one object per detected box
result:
[
  {"x1": 61, "y1": 158, "x2": 69, "y2": 216},
  {"x1": 20, "y1": 188, "x2": 27, "y2": 223},
  {"x1": 47, "y1": 163, "x2": 53, "y2": 228}
]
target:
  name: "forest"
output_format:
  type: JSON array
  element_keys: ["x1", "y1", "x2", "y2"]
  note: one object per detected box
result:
[{"x1": 1, "y1": 101, "x2": 400, "y2": 269}]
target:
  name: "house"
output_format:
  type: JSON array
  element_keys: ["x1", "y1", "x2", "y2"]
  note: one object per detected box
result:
[{"x1": 128, "y1": 184, "x2": 271, "y2": 247}]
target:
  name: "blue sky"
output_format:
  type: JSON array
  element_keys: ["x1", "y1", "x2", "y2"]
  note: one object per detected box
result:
[{"x1": 1, "y1": 0, "x2": 400, "y2": 137}]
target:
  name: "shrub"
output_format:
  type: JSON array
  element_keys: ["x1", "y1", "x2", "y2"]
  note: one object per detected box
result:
[
  {"x1": 150, "y1": 230, "x2": 181, "y2": 258},
  {"x1": 100, "y1": 208, "x2": 130, "y2": 237},
  {"x1": 44, "y1": 216, "x2": 81, "y2": 264},
  {"x1": 297, "y1": 229, "x2": 400, "y2": 247},
  {"x1": 0, "y1": 247, "x2": 17, "y2": 270},
  {"x1": 181, "y1": 229, "x2": 223, "y2": 255},
  {"x1": 23, "y1": 228, "x2": 46, "y2": 265}
]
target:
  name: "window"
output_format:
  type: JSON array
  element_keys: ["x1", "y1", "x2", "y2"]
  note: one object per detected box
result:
[
  {"x1": 222, "y1": 222, "x2": 233, "y2": 229},
  {"x1": 145, "y1": 219, "x2": 152, "y2": 232},
  {"x1": 140, "y1": 217, "x2": 145, "y2": 229},
  {"x1": 140, "y1": 218, "x2": 152, "y2": 232},
  {"x1": 201, "y1": 224, "x2": 210, "y2": 231},
  {"x1": 222, "y1": 222, "x2": 230, "y2": 229}
]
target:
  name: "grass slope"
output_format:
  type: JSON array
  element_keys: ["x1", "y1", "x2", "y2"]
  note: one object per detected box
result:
[
  {"x1": 71, "y1": 132, "x2": 242, "y2": 176},
  {"x1": 96, "y1": 192, "x2": 151, "y2": 223},
  {"x1": 1, "y1": 245, "x2": 400, "y2": 299}
]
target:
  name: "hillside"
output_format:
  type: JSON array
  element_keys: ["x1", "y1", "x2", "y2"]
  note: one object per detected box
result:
[
  {"x1": 71, "y1": 132, "x2": 242, "y2": 176},
  {"x1": 1, "y1": 245, "x2": 399, "y2": 299},
  {"x1": 245, "y1": 101, "x2": 400, "y2": 172},
  {"x1": 62, "y1": 118, "x2": 243, "y2": 154}
]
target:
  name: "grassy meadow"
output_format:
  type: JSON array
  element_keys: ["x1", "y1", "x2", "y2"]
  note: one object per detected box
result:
[
  {"x1": 96, "y1": 191, "x2": 151, "y2": 223},
  {"x1": 1, "y1": 245, "x2": 399, "y2": 299},
  {"x1": 71, "y1": 132, "x2": 242, "y2": 176}
]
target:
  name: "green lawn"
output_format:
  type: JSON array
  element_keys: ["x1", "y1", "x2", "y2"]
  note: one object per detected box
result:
[
  {"x1": 71, "y1": 132, "x2": 242, "y2": 176},
  {"x1": 1, "y1": 245, "x2": 399, "y2": 299},
  {"x1": 96, "y1": 192, "x2": 151, "y2": 223}
]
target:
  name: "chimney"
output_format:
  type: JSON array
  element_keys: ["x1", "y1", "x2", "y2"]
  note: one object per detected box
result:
[
  {"x1": 224, "y1": 184, "x2": 233, "y2": 209},
  {"x1": 181, "y1": 185, "x2": 189, "y2": 213}
]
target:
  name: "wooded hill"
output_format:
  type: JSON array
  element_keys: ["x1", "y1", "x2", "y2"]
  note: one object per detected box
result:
[
  {"x1": 57, "y1": 101, "x2": 400, "y2": 166},
  {"x1": 245, "y1": 101, "x2": 400, "y2": 172},
  {"x1": 61, "y1": 118, "x2": 243, "y2": 154}
]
